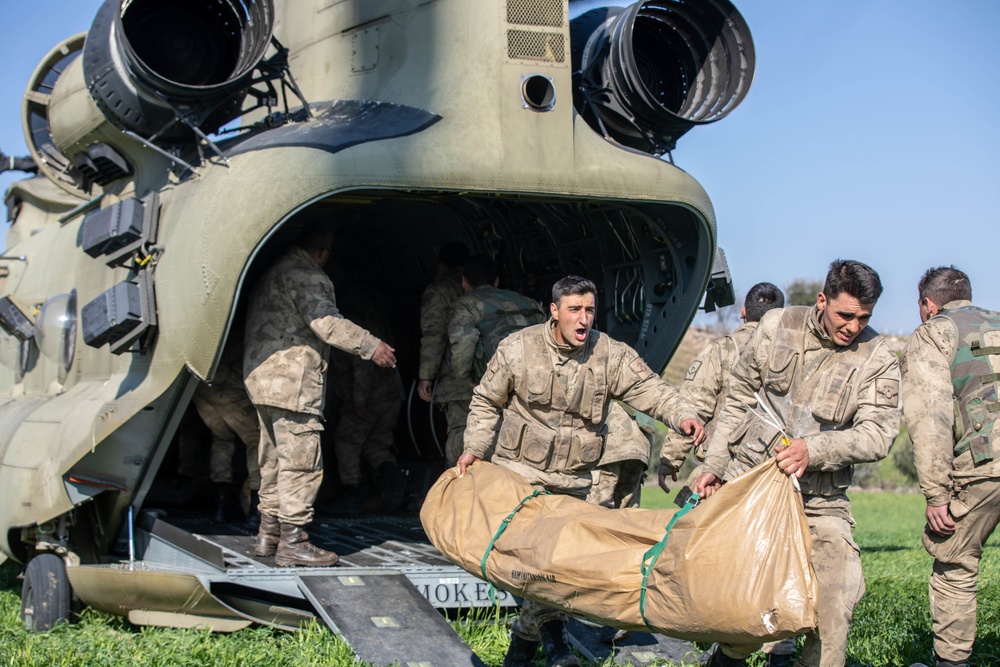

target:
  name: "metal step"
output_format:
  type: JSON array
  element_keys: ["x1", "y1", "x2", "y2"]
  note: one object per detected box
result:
[{"x1": 297, "y1": 571, "x2": 486, "y2": 666}]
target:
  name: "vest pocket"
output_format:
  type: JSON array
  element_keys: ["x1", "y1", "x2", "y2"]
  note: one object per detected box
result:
[
  {"x1": 496, "y1": 413, "x2": 554, "y2": 468},
  {"x1": 962, "y1": 398, "x2": 993, "y2": 464},
  {"x1": 526, "y1": 369, "x2": 554, "y2": 405},
  {"x1": 812, "y1": 365, "x2": 857, "y2": 425},
  {"x1": 763, "y1": 346, "x2": 798, "y2": 394}
]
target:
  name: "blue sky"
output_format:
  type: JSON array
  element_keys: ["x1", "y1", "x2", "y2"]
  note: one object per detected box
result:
[{"x1": 1, "y1": 1, "x2": 997, "y2": 334}]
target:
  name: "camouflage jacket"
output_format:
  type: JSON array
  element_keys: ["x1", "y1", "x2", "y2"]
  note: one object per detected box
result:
[
  {"x1": 902, "y1": 300, "x2": 1000, "y2": 507},
  {"x1": 418, "y1": 268, "x2": 465, "y2": 401},
  {"x1": 702, "y1": 306, "x2": 900, "y2": 516},
  {"x1": 660, "y1": 321, "x2": 759, "y2": 470},
  {"x1": 463, "y1": 321, "x2": 697, "y2": 493},
  {"x1": 447, "y1": 285, "x2": 545, "y2": 394},
  {"x1": 243, "y1": 246, "x2": 381, "y2": 416}
]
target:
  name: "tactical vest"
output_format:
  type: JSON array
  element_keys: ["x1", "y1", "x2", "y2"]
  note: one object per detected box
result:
[
  {"x1": 727, "y1": 306, "x2": 886, "y2": 497},
  {"x1": 493, "y1": 327, "x2": 612, "y2": 474},
  {"x1": 473, "y1": 288, "x2": 545, "y2": 380},
  {"x1": 942, "y1": 306, "x2": 1000, "y2": 464}
]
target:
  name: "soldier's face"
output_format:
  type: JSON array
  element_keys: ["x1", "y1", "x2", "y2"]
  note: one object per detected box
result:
[
  {"x1": 550, "y1": 292, "x2": 596, "y2": 347},
  {"x1": 816, "y1": 292, "x2": 873, "y2": 347}
]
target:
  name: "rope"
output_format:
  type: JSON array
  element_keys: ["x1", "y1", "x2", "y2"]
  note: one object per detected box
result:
[
  {"x1": 479, "y1": 488, "x2": 550, "y2": 604},
  {"x1": 639, "y1": 491, "x2": 700, "y2": 632}
]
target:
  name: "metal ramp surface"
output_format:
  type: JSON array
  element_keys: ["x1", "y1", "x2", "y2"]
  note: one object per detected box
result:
[
  {"x1": 297, "y1": 571, "x2": 486, "y2": 666},
  {"x1": 565, "y1": 617, "x2": 703, "y2": 666}
]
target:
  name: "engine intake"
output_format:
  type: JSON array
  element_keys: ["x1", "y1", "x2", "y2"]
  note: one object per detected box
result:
[
  {"x1": 571, "y1": 0, "x2": 755, "y2": 155},
  {"x1": 83, "y1": 0, "x2": 275, "y2": 140}
]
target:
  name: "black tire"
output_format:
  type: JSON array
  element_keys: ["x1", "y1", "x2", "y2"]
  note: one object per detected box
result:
[{"x1": 20, "y1": 552, "x2": 71, "y2": 632}]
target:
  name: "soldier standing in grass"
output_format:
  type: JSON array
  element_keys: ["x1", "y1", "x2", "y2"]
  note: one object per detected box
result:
[
  {"x1": 692, "y1": 260, "x2": 901, "y2": 667},
  {"x1": 902, "y1": 266, "x2": 1000, "y2": 667},
  {"x1": 457, "y1": 275, "x2": 705, "y2": 667},
  {"x1": 416, "y1": 242, "x2": 469, "y2": 465},
  {"x1": 243, "y1": 223, "x2": 396, "y2": 567},
  {"x1": 658, "y1": 281, "x2": 785, "y2": 489},
  {"x1": 658, "y1": 281, "x2": 793, "y2": 667}
]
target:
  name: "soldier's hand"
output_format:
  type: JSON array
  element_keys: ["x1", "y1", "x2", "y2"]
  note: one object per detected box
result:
[
  {"x1": 679, "y1": 418, "x2": 705, "y2": 446},
  {"x1": 692, "y1": 471, "x2": 722, "y2": 498},
  {"x1": 926, "y1": 504, "x2": 956, "y2": 536},
  {"x1": 657, "y1": 463, "x2": 678, "y2": 493},
  {"x1": 417, "y1": 379, "x2": 433, "y2": 402},
  {"x1": 457, "y1": 452, "x2": 480, "y2": 477},
  {"x1": 372, "y1": 341, "x2": 396, "y2": 368},
  {"x1": 775, "y1": 437, "x2": 809, "y2": 478}
]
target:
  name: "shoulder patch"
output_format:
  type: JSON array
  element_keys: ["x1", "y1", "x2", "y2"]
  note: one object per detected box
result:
[
  {"x1": 875, "y1": 378, "x2": 899, "y2": 408},
  {"x1": 685, "y1": 360, "x2": 702, "y2": 382},
  {"x1": 628, "y1": 356, "x2": 656, "y2": 381}
]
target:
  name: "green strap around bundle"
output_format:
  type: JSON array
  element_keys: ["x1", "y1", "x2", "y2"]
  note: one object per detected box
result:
[
  {"x1": 479, "y1": 488, "x2": 551, "y2": 603},
  {"x1": 639, "y1": 492, "x2": 701, "y2": 632}
]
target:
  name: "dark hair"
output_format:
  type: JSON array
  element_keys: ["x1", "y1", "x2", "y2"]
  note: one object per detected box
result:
[
  {"x1": 295, "y1": 223, "x2": 333, "y2": 253},
  {"x1": 743, "y1": 282, "x2": 784, "y2": 322},
  {"x1": 552, "y1": 275, "x2": 597, "y2": 305},
  {"x1": 823, "y1": 259, "x2": 883, "y2": 304},
  {"x1": 918, "y1": 265, "x2": 972, "y2": 305},
  {"x1": 438, "y1": 242, "x2": 470, "y2": 269},
  {"x1": 463, "y1": 254, "x2": 498, "y2": 288}
]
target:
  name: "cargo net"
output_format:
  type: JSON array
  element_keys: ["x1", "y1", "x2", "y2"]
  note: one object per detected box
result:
[
  {"x1": 506, "y1": 0, "x2": 564, "y2": 27},
  {"x1": 507, "y1": 29, "x2": 565, "y2": 63}
]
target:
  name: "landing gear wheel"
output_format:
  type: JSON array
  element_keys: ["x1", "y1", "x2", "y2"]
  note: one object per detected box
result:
[{"x1": 20, "y1": 552, "x2": 71, "y2": 632}]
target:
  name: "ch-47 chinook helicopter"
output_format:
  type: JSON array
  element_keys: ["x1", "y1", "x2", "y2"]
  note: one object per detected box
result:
[{"x1": 0, "y1": 0, "x2": 753, "y2": 662}]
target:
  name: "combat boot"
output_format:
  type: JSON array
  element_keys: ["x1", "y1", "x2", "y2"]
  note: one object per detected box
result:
[
  {"x1": 766, "y1": 654, "x2": 794, "y2": 667},
  {"x1": 539, "y1": 620, "x2": 580, "y2": 667},
  {"x1": 255, "y1": 513, "x2": 280, "y2": 557},
  {"x1": 501, "y1": 634, "x2": 540, "y2": 667},
  {"x1": 378, "y1": 462, "x2": 406, "y2": 512},
  {"x1": 275, "y1": 523, "x2": 339, "y2": 567},
  {"x1": 212, "y1": 483, "x2": 239, "y2": 523},
  {"x1": 245, "y1": 489, "x2": 261, "y2": 530},
  {"x1": 704, "y1": 645, "x2": 747, "y2": 667}
]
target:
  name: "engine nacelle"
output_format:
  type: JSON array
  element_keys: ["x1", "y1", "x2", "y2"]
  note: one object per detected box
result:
[
  {"x1": 82, "y1": 0, "x2": 275, "y2": 140},
  {"x1": 571, "y1": 0, "x2": 755, "y2": 155}
]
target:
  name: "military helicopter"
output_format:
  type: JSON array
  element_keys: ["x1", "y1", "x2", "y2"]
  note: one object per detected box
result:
[{"x1": 0, "y1": 0, "x2": 752, "y2": 663}]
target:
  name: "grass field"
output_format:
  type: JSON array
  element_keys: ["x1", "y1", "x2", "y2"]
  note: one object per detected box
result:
[{"x1": 2, "y1": 489, "x2": 998, "y2": 666}]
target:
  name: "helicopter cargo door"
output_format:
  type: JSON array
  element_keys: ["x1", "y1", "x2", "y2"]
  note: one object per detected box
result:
[{"x1": 296, "y1": 571, "x2": 485, "y2": 666}]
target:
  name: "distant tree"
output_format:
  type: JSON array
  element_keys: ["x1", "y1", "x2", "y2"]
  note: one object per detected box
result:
[
  {"x1": 785, "y1": 278, "x2": 823, "y2": 306},
  {"x1": 713, "y1": 292, "x2": 743, "y2": 334}
]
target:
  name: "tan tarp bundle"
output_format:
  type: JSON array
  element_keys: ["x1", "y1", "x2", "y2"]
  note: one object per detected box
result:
[{"x1": 420, "y1": 459, "x2": 818, "y2": 644}]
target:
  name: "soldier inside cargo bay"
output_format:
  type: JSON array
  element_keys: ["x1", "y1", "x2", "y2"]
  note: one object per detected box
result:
[
  {"x1": 243, "y1": 223, "x2": 397, "y2": 568},
  {"x1": 417, "y1": 241, "x2": 470, "y2": 465},
  {"x1": 328, "y1": 279, "x2": 406, "y2": 516},
  {"x1": 691, "y1": 260, "x2": 900, "y2": 667},
  {"x1": 191, "y1": 332, "x2": 262, "y2": 527},
  {"x1": 457, "y1": 274, "x2": 705, "y2": 667},
  {"x1": 902, "y1": 266, "x2": 1000, "y2": 667}
]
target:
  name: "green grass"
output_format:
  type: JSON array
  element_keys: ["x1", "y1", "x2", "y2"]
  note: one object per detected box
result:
[{"x1": 3, "y1": 491, "x2": 999, "y2": 666}]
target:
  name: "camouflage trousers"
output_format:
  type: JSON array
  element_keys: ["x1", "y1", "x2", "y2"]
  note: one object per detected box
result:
[
  {"x1": 923, "y1": 475, "x2": 1000, "y2": 663},
  {"x1": 192, "y1": 385, "x2": 261, "y2": 489},
  {"x1": 718, "y1": 513, "x2": 864, "y2": 667},
  {"x1": 255, "y1": 405, "x2": 324, "y2": 526},
  {"x1": 442, "y1": 399, "x2": 471, "y2": 466},
  {"x1": 334, "y1": 398, "x2": 401, "y2": 486}
]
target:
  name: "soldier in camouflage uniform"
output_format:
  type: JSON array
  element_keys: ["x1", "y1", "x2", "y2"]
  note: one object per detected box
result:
[
  {"x1": 243, "y1": 223, "x2": 397, "y2": 567},
  {"x1": 658, "y1": 282, "x2": 792, "y2": 667},
  {"x1": 417, "y1": 242, "x2": 469, "y2": 464},
  {"x1": 902, "y1": 266, "x2": 1000, "y2": 667},
  {"x1": 457, "y1": 275, "x2": 705, "y2": 667},
  {"x1": 692, "y1": 260, "x2": 900, "y2": 667},
  {"x1": 192, "y1": 333, "x2": 262, "y2": 526},
  {"x1": 330, "y1": 284, "x2": 406, "y2": 515},
  {"x1": 659, "y1": 282, "x2": 785, "y2": 486}
]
